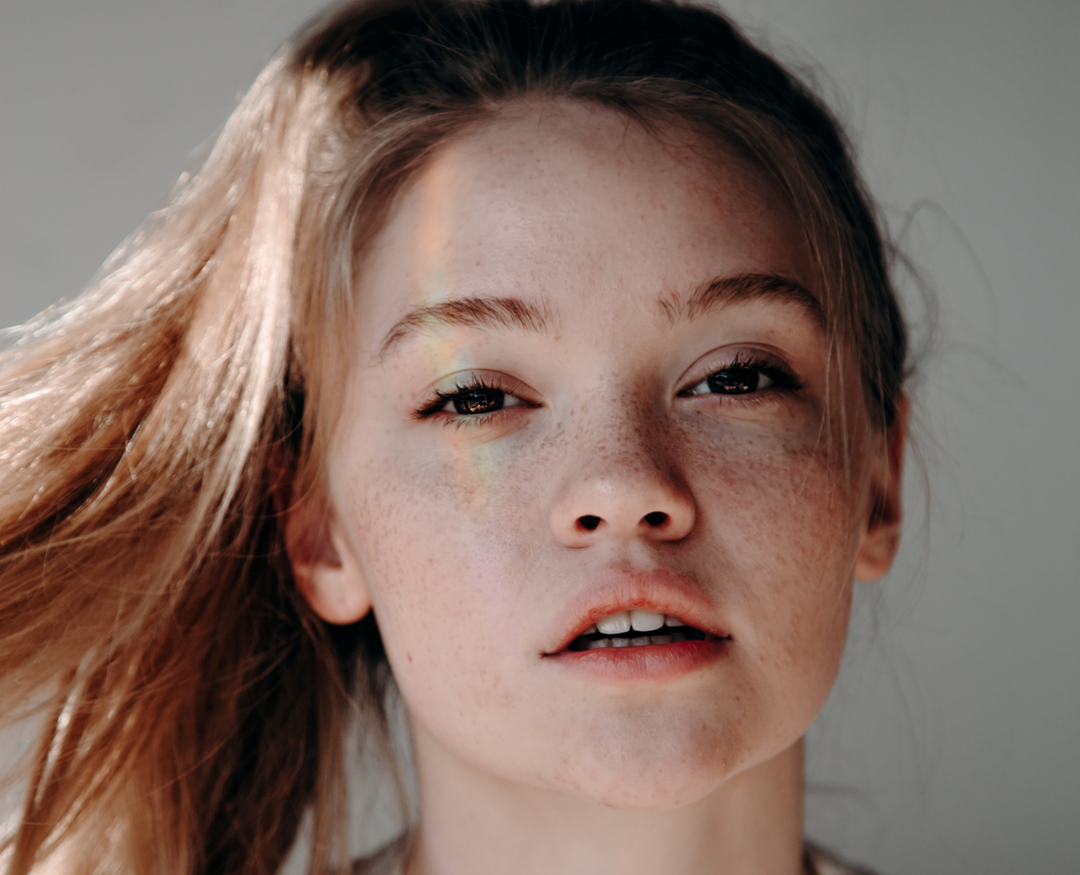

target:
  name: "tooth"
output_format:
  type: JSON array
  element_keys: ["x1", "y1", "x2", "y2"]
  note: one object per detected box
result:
[
  {"x1": 630, "y1": 609, "x2": 664, "y2": 632},
  {"x1": 584, "y1": 624, "x2": 597, "y2": 634},
  {"x1": 664, "y1": 615, "x2": 686, "y2": 627},
  {"x1": 588, "y1": 638, "x2": 612, "y2": 650},
  {"x1": 630, "y1": 637, "x2": 651, "y2": 647},
  {"x1": 596, "y1": 612, "x2": 631, "y2": 635},
  {"x1": 610, "y1": 637, "x2": 630, "y2": 647},
  {"x1": 650, "y1": 634, "x2": 672, "y2": 645}
]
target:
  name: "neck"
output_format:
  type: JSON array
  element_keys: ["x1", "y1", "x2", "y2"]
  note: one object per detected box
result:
[{"x1": 405, "y1": 726, "x2": 806, "y2": 875}]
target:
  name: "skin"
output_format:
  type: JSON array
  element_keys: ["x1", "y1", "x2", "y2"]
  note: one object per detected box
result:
[{"x1": 286, "y1": 100, "x2": 904, "y2": 875}]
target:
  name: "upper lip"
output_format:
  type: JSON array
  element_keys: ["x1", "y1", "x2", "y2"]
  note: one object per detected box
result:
[{"x1": 543, "y1": 568, "x2": 728, "y2": 654}]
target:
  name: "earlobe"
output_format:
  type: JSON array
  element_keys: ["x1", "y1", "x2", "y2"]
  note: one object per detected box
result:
[
  {"x1": 283, "y1": 492, "x2": 373, "y2": 625},
  {"x1": 853, "y1": 398, "x2": 907, "y2": 582}
]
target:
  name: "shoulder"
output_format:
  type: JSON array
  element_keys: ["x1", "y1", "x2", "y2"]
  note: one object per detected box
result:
[{"x1": 805, "y1": 841, "x2": 880, "y2": 875}]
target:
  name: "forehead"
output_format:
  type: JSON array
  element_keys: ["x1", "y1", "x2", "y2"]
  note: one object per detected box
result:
[{"x1": 357, "y1": 100, "x2": 815, "y2": 343}]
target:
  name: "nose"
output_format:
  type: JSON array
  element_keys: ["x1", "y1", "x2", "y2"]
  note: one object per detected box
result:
[{"x1": 550, "y1": 430, "x2": 696, "y2": 548}]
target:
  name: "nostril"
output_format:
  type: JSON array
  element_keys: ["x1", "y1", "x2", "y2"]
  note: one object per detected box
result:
[
  {"x1": 577, "y1": 515, "x2": 602, "y2": 532},
  {"x1": 643, "y1": 511, "x2": 668, "y2": 528}
]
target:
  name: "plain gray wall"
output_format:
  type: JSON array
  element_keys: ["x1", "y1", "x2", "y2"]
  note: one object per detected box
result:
[{"x1": 1, "y1": 1, "x2": 1077, "y2": 873}]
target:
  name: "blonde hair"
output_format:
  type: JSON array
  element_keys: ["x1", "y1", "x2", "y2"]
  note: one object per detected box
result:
[{"x1": 0, "y1": 1, "x2": 907, "y2": 873}]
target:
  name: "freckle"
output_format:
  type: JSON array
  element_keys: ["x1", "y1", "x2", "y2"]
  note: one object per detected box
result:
[{"x1": 407, "y1": 653, "x2": 413, "y2": 663}]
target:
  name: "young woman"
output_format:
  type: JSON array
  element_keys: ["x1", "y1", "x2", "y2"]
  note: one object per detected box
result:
[{"x1": 0, "y1": 1, "x2": 907, "y2": 873}]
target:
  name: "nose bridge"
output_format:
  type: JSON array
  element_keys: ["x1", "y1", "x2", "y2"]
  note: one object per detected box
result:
[
  {"x1": 550, "y1": 394, "x2": 695, "y2": 545},
  {"x1": 587, "y1": 399, "x2": 670, "y2": 487}
]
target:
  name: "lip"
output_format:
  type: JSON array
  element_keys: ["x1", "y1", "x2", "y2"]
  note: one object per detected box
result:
[
  {"x1": 542, "y1": 568, "x2": 730, "y2": 655},
  {"x1": 547, "y1": 637, "x2": 729, "y2": 682}
]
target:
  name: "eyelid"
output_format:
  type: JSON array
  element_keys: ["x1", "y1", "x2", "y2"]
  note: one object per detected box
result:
[
  {"x1": 414, "y1": 369, "x2": 540, "y2": 420},
  {"x1": 675, "y1": 345, "x2": 803, "y2": 397}
]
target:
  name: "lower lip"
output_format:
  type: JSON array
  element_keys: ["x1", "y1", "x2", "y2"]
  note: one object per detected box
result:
[{"x1": 546, "y1": 638, "x2": 729, "y2": 681}]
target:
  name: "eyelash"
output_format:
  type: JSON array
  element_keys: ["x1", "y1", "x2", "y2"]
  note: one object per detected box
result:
[
  {"x1": 415, "y1": 351, "x2": 803, "y2": 425},
  {"x1": 414, "y1": 378, "x2": 529, "y2": 428},
  {"x1": 677, "y1": 350, "x2": 804, "y2": 402}
]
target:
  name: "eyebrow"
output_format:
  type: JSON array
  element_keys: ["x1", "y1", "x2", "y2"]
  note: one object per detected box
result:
[
  {"x1": 658, "y1": 273, "x2": 825, "y2": 330},
  {"x1": 378, "y1": 295, "x2": 556, "y2": 360},
  {"x1": 378, "y1": 273, "x2": 822, "y2": 360}
]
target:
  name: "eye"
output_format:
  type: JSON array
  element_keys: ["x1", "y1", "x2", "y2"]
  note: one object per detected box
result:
[
  {"x1": 690, "y1": 366, "x2": 774, "y2": 396},
  {"x1": 445, "y1": 385, "x2": 508, "y2": 415},
  {"x1": 679, "y1": 352, "x2": 802, "y2": 399},
  {"x1": 416, "y1": 377, "x2": 533, "y2": 421}
]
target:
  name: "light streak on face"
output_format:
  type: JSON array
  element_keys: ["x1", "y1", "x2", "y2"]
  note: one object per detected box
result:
[{"x1": 411, "y1": 152, "x2": 498, "y2": 508}]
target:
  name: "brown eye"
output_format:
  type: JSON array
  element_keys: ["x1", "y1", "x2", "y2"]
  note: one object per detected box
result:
[
  {"x1": 416, "y1": 377, "x2": 533, "y2": 421},
  {"x1": 706, "y1": 367, "x2": 766, "y2": 395},
  {"x1": 451, "y1": 387, "x2": 505, "y2": 415}
]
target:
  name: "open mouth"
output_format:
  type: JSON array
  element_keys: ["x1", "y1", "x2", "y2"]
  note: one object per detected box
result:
[{"x1": 567, "y1": 609, "x2": 722, "y2": 652}]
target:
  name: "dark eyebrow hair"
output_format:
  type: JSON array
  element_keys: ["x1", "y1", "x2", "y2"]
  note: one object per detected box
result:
[
  {"x1": 378, "y1": 295, "x2": 555, "y2": 360},
  {"x1": 658, "y1": 273, "x2": 825, "y2": 329}
]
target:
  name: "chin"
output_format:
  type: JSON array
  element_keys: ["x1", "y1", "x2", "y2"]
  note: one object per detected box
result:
[{"x1": 539, "y1": 718, "x2": 754, "y2": 810}]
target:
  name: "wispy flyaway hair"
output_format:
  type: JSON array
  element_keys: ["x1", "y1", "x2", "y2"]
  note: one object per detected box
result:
[{"x1": 0, "y1": 1, "x2": 906, "y2": 873}]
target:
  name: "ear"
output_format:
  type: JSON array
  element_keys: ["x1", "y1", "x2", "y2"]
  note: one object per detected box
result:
[
  {"x1": 283, "y1": 489, "x2": 372, "y2": 625},
  {"x1": 853, "y1": 397, "x2": 907, "y2": 582}
]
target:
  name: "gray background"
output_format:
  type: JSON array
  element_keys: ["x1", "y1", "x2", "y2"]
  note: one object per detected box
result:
[{"x1": 1, "y1": 1, "x2": 1077, "y2": 873}]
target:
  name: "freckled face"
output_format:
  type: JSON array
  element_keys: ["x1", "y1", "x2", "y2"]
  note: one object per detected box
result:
[{"x1": 334, "y1": 102, "x2": 877, "y2": 808}]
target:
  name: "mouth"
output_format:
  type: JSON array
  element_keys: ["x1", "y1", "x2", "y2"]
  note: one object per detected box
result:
[
  {"x1": 544, "y1": 568, "x2": 732, "y2": 659},
  {"x1": 548, "y1": 602, "x2": 730, "y2": 681},
  {"x1": 543, "y1": 567, "x2": 735, "y2": 679},
  {"x1": 566, "y1": 610, "x2": 722, "y2": 652}
]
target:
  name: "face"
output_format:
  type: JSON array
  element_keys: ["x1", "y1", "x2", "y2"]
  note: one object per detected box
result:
[{"x1": 293, "y1": 101, "x2": 900, "y2": 809}]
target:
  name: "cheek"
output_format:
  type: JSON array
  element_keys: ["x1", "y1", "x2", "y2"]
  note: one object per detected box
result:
[
  {"x1": 341, "y1": 433, "x2": 540, "y2": 709},
  {"x1": 683, "y1": 424, "x2": 857, "y2": 698},
  {"x1": 688, "y1": 416, "x2": 856, "y2": 577}
]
